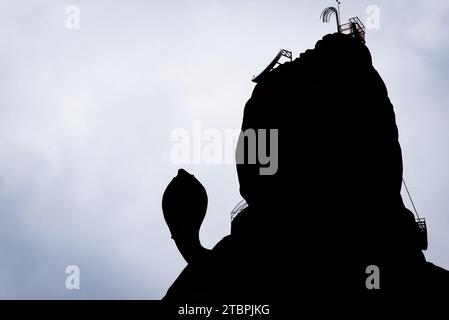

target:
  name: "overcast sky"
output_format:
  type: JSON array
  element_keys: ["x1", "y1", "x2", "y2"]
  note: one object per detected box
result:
[{"x1": 0, "y1": 0, "x2": 448, "y2": 299}]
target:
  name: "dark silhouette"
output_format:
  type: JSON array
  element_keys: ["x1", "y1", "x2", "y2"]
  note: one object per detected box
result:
[
  {"x1": 162, "y1": 33, "x2": 449, "y2": 304},
  {"x1": 162, "y1": 169, "x2": 210, "y2": 264}
]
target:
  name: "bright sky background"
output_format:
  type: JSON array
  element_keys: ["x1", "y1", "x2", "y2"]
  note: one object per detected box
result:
[{"x1": 0, "y1": 0, "x2": 448, "y2": 299}]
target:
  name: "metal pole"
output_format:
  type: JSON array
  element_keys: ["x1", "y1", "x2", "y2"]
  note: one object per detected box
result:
[
  {"x1": 403, "y1": 178, "x2": 421, "y2": 219},
  {"x1": 336, "y1": 1, "x2": 342, "y2": 32}
]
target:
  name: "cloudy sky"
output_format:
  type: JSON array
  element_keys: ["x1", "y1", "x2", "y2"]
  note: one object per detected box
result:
[{"x1": 0, "y1": 0, "x2": 448, "y2": 299}]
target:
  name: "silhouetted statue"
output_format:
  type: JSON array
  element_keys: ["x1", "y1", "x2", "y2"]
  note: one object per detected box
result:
[
  {"x1": 162, "y1": 169, "x2": 210, "y2": 264},
  {"x1": 162, "y1": 33, "x2": 449, "y2": 304}
]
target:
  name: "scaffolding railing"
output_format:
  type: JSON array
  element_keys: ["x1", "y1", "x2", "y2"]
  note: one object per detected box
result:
[
  {"x1": 231, "y1": 199, "x2": 248, "y2": 221},
  {"x1": 340, "y1": 17, "x2": 366, "y2": 42},
  {"x1": 252, "y1": 49, "x2": 293, "y2": 83}
]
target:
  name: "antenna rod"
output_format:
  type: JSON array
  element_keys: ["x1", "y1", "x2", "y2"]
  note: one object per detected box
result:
[{"x1": 336, "y1": 1, "x2": 342, "y2": 32}]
